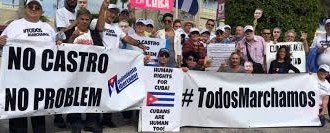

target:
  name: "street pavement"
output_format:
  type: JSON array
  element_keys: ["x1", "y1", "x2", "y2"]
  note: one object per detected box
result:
[{"x1": 0, "y1": 112, "x2": 329, "y2": 133}]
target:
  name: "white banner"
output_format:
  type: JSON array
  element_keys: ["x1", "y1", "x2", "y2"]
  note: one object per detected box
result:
[
  {"x1": 135, "y1": 37, "x2": 166, "y2": 66},
  {"x1": 181, "y1": 72, "x2": 320, "y2": 127},
  {"x1": 266, "y1": 42, "x2": 306, "y2": 73},
  {"x1": 0, "y1": 40, "x2": 146, "y2": 119},
  {"x1": 139, "y1": 67, "x2": 183, "y2": 132},
  {"x1": 206, "y1": 43, "x2": 236, "y2": 71}
]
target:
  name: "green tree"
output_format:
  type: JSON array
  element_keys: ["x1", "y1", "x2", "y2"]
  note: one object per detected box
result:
[{"x1": 225, "y1": 0, "x2": 324, "y2": 42}]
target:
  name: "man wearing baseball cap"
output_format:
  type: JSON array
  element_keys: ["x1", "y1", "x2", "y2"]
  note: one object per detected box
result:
[
  {"x1": 96, "y1": 0, "x2": 145, "y2": 50},
  {"x1": 0, "y1": 0, "x2": 57, "y2": 132},
  {"x1": 317, "y1": 64, "x2": 330, "y2": 126},
  {"x1": 236, "y1": 25, "x2": 266, "y2": 73},
  {"x1": 210, "y1": 26, "x2": 232, "y2": 44}
]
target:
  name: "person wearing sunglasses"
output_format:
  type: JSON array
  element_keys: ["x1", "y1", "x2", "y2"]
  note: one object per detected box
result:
[
  {"x1": 0, "y1": 0, "x2": 57, "y2": 132},
  {"x1": 144, "y1": 48, "x2": 172, "y2": 67},
  {"x1": 181, "y1": 51, "x2": 204, "y2": 72},
  {"x1": 155, "y1": 13, "x2": 182, "y2": 67},
  {"x1": 205, "y1": 19, "x2": 216, "y2": 39},
  {"x1": 261, "y1": 28, "x2": 273, "y2": 43},
  {"x1": 182, "y1": 28, "x2": 206, "y2": 67},
  {"x1": 210, "y1": 26, "x2": 232, "y2": 44}
]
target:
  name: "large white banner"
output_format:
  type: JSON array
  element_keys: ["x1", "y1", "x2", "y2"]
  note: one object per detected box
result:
[
  {"x1": 206, "y1": 43, "x2": 236, "y2": 71},
  {"x1": 181, "y1": 72, "x2": 320, "y2": 127},
  {"x1": 135, "y1": 37, "x2": 166, "y2": 66},
  {"x1": 139, "y1": 67, "x2": 183, "y2": 132},
  {"x1": 266, "y1": 42, "x2": 306, "y2": 73},
  {"x1": 0, "y1": 40, "x2": 146, "y2": 119}
]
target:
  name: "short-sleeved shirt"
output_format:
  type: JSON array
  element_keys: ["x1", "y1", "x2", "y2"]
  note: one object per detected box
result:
[
  {"x1": 318, "y1": 79, "x2": 330, "y2": 108},
  {"x1": 312, "y1": 33, "x2": 330, "y2": 66},
  {"x1": 56, "y1": 7, "x2": 76, "y2": 29},
  {"x1": 1, "y1": 18, "x2": 56, "y2": 56},
  {"x1": 99, "y1": 23, "x2": 126, "y2": 49},
  {"x1": 73, "y1": 29, "x2": 93, "y2": 45},
  {"x1": 236, "y1": 36, "x2": 266, "y2": 64}
]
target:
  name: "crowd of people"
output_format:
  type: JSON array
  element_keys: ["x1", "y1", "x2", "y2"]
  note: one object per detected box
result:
[{"x1": 0, "y1": 0, "x2": 330, "y2": 132}]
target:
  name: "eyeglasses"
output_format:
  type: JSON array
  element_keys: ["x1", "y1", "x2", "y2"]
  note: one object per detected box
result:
[
  {"x1": 27, "y1": 4, "x2": 41, "y2": 11},
  {"x1": 273, "y1": 31, "x2": 280, "y2": 33},
  {"x1": 159, "y1": 54, "x2": 169, "y2": 58},
  {"x1": 207, "y1": 23, "x2": 215, "y2": 27},
  {"x1": 187, "y1": 57, "x2": 196, "y2": 61},
  {"x1": 164, "y1": 19, "x2": 172, "y2": 23}
]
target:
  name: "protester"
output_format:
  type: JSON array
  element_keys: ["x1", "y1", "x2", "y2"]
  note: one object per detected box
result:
[
  {"x1": 173, "y1": 19, "x2": 182, "y2": 31},
  {"x1": 96, "y1": 1, "x2": 143, "y2": 50},
  {"x1": 181, "y1": 51, "x2": 205, "y2": 72},
  {"x1": 77, "y1": 0, "x2": 87, "y2": 9},
  {"x1": 223, "y1": 24, "x2": 233, "y2": 40},
  {"x1": 210, "y1": 26, "x2": 232, "y2": 44},
  {"x1": 232, "y1": 25, "x2": 244, "y2": 43},
  {"x1": 95, "y1": 0, "x2": 144, "y2": 128},
  {"x1": 182, "y1": 28, "x2": 206, "y2": 66},
  {"x1": 156, "y1": 13, "x2": 182, "y2": 67},
  {"x1": 145, "y1": 19, "x2": 155, "y2": 37},
  {"x1": 125, "y1": 18, "x2": 147, "y2": 51},
  {"x1": 56, "y1": 0, "x2": 77, "y2": 31},
  {"x1": 244, "y1": 61, "x2": 254, "y2": 73},
  {"x1": 272, "y1": 27, "x2": 282, "y2": 43},
  {"x1": 205, "y1": 19, "x2": 216, "y2": 39},
  {"x1": 200, "y1": 29, "x2": 211, "y2": 46},
  {"x1": 268, "y1": 46, "x2": 300, "y2": 74},
  {"x1": 284, "y1": 29, "x2": 296, "y2": 42},
  {"x1": 119, "y1": 9, "x2": 130, "y2": 21},
  {"x1": 217, "y1": 52, "x2": 244, "y2": 73},
  {"x1": 62, "y1": 8, "x2": 103, "y2": 133},
  {"x1": 0, "y1": 0, "x2": 57, "y2": 132},
  {"x1": 183, "y1": 21, "x2": 195, "y2": 40},
  {"x1": 312, "y1": 19, "x2": 330, "y2": 67},
  {"x1": 261, "y1": 28, "x2": 273, "y2": 43},
  {"x1": 317, "y1": 64, "x2": 330, "y2": 127},
  {"x1": 144, "y1": 48, "x2": 172, "y2": 67},
  {"x1": 236, "y1": 25, "x2": 266, "y2": 73}
]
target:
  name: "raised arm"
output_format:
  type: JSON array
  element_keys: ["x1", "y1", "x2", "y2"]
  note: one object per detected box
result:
[{"x1": 96, "y1": 0, "x2": 109, "y2": 32}]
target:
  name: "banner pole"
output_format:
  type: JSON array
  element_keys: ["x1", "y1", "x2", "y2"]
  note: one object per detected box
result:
[{"x1": 175, "y1": 0, "x2": 179, "y2": 19}]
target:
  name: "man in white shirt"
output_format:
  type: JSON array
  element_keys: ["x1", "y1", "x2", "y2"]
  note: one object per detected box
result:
[
  {"x1": 96, "y1": 0, "x2": 144, "y2": 50},
  {"x1": 312, "y1": 19, "x2": 330, "y2": 67},
  {"x1": 56, "y1": 0, "x2": 77, "y2": 31},
  {"x1": 0, "y1": 0, "x2": 56, "y2": 132}
]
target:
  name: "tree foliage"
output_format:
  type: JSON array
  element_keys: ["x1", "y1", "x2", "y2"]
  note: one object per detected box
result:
[{"x1": 225, "y1": 0, "x2": 324, "y2": 42}]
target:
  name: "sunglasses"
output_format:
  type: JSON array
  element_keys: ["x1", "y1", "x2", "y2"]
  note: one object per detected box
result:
[
  {"x1": 159, "y1": 54, "x2": 169, "y2": 58},
  {"x1": 273, "y1": 31, "x2": 280, "y2": 33},
  {"x1": 120, "y1": 25, "x2": 129, "y2": 28},
  {"x1": 164, "y1": 19, "x2": 172, "y2": 23},
  {"x1": 187, "y1": 57, "x2": 196, "y2": 61},
  {"x1": 27, "y1": 4, "x2": 41, "y2": 11}
]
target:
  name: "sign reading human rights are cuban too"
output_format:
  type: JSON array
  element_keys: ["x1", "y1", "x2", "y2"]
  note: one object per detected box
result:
[{"x1": 0, "y1": 40, "x2": 145, "y2": 119}]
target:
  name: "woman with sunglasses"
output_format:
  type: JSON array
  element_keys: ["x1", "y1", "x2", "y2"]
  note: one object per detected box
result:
[
  {"x1": 181, "y1": 51, "x2": 204, "y2": 72},
  {"x1": 0, "y1": 0, "x2": 57, "y2": 132},
  {"x1": 156, "y1": 13, "x2": 182, "y2": 67}
]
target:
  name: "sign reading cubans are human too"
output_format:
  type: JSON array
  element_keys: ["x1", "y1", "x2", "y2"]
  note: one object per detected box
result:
[{"x1": 0, "y1": 40, "x2": 145, "y2": 119}]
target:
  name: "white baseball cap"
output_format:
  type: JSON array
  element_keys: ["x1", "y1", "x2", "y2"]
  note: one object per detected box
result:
[
  {"x1": 200, "y1": 28, "x2": 210, "y2": 34},
  {"x1": 146, "y1": 19, "x2": 154, "y2": 27},
  {"x1": 26, "y1": 0, "x2": 42, "y2": 7},
  {"x1": 319, "y1": 64, "x2": 330, "y2": 73},
  {"x1": 108, "y1": 4, "x2": 119, "y2": 12},
  {"x1": 224, "y1": 25, "x2": 231, "y2": 30},
  {"x1": 189, "y1": 28, "x2": 200, "y2": 34},
  {"x1": 216, "y1": 26, "x2": 225, "y2": 32},
  {"x1": 325, "y1": 19, "x2": 330, "y2": 25},
  {"x1": 244, "y1": 25, "x2": 254, "y2": 32},
  {"x1": 136, "y1": 18, "x2": 147, "y2": 25}
]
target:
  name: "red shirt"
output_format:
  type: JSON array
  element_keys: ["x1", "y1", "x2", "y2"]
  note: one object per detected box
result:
[{"x1": 182, "y1": 39, "x2": 206, "y2": 65}]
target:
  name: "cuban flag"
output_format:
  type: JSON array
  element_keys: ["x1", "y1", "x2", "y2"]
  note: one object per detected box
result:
[
  {"x1": 146, "y1": 92, "x2": 175, "y2": 107},
  {"x1": 174, "y1": 0, "x2": 199, "y2": 15}
]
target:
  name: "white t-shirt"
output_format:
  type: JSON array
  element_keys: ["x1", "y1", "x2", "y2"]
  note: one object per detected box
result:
[
  {"x1": 56, "y1": 7, "x2": 76, "y2": 29},
  {"x1": 1, "y1": 18, "x2": 56, "y2": 42},
  {"x1": 318, "y1": 78, "x2": 330, "y2": 108},
  {"x1": 73, "y1": 29, "x2": 93, "y2": 45},
  {"x1": 99, "y1": 23, "x2": 126, "y2": 49},
  {"x1": 312, "y1": 33, "x2": 330, "y2": 66}
]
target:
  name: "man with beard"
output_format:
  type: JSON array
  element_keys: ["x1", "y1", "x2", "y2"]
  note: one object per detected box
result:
[{"x1": 56, "y1": 0, "x2": 77, "y2": 31}]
